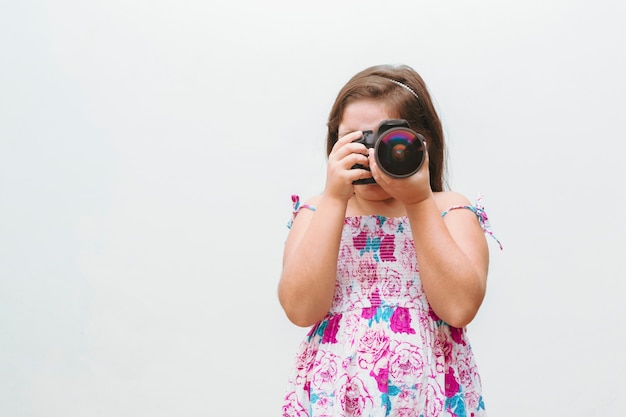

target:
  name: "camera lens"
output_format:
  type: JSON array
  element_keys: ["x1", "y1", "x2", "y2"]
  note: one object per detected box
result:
[{"x1": 375, "y1": 128, "x2": 425, "y2": 178}]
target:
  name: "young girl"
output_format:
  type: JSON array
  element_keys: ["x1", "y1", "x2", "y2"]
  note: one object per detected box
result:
[{"x1": 279, "y1": 64, "x2": 501, "y2": 417}]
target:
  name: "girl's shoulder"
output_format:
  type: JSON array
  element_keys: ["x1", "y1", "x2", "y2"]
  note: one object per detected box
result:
[
  {"x1": 433, "y1": 190, "x2": 472, "y2": 212},
  {"x1": 436, "y1": 191, "x2": 503, "y2": 250},
  {"x1": 287, "y1": 194, "x2": 321, "y2": 229},
  {"x1": 301, "y1": 193, "x2": 323, "y2": 207}
]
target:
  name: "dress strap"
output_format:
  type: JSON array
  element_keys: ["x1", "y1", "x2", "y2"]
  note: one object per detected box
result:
[
  {"x1": 441, "y1": 193, "x2": 503, "y2": 250},
  {"x1": 287, "y1": 194, "x2": 317, "y2": 229}
]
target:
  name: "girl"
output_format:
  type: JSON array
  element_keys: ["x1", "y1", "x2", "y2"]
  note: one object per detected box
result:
[{"x1": 279, "y1": 64, "x2": 500, "y2": 417}]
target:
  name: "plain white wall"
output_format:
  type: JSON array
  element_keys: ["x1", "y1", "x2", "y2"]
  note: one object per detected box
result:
[{"x1": 2, "y1": 1, "x2": 625, "y2": 416}]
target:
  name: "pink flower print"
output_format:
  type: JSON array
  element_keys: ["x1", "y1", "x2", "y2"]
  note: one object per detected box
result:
[
  {"x1": 389, "y1": 340, "x2": 424, "y2": 382},
  {"x1": 341, "y1": 314, "x2": 362, "y2": 346},
  {"x1": 311, "y1": 351, "x2": 340, "y2": 390},
  {"x1": 406, "y1": 279, "x2": 421, "y2": 301},
  {"x1": 315, "y1": 396, "x2": 331, "y2": 410},
  {"x1": 294, "y1": 345, "x2": 318, "y2": 384},
  {"x1": 345, "y1": 216, "x2": 362, "y2": 229},
  {"x1": 445, "y1": 368, "x2": 460, "y2": 398},
  {"x1": 423, "y1": 385, "x2": 444, "y2": 417},
  {"x1": 464, "y1": 390, "x2": 481, "y2": 412},
  {"x1": 337, "y1": 244, "x2": 353, "y2": 273},
  {"x1": 352, "y1": 227, "x2": 383, "y2": 260},
  {"x1": 442, "y1": 337, "x2": 453, "y2": 363},
  {"x1": 395, "y1": 408, "x2": 420, "y2": 417},
  {"x1": 321, "y1": 314, "x2": 342, "y2": 344},
  {"x1": 449, "y1": 326, "x2": 467, "y2": 346},
  {"x1": 341, "y1": 356, "x2": 353, "y2": 371},
  {"x1": 380, "y1": 268, "x2": 402, "y2": 300},
  {"x1": 368, "y1": 287, "x2": 382, "y2": 308},
  {"x1": 435, "y1": 353, "x2": 445, "y2": 374},
  {"x1": 459, "y1": 365, "x2": 475, "y2": 393},
  {"x1": 362, "y1": 306, "x2": 377, "y2": 320},
  {"x1": 338, "y1": 375, "x2": 373, "y2": 417},
  {"x1": 356, "y1": 258, "x2": 378, "y2": 296},
  {"x1": 369, "y1": 367, "x2": 389, "y2": 393},
  {"x1": 353, "y1": 230, "x2": 368, "y2": 251},
  {"x1": 398, "y1": 389, "x2": 412, "y2": 402},
  {"x1": 399, "y1": 238, "x2": 417, "y2": 270},
  {"x1": 380, "y1": 233, "x2": 397, "y2": 262},
  {"x1": 390, "y1": 307, "x2": 416, "y2": 334},
  {"x1": 357, "y1": 328, "x2": 389, "y2": 369},
  {"x1": 282, "y1": 391, "x2": 308, "y2": 417},
  {"x1": 332, "y1": 285, "x2": 344, "y2": 309}
]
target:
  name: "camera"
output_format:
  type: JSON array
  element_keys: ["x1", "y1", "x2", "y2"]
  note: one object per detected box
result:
[{"x1": 352, "y1": 119, "x2": 426, "y2": 185}]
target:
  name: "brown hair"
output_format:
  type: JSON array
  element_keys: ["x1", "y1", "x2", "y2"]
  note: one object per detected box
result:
[{"x1": 326, "y1": 64, "x2": 447, "y2": 192}]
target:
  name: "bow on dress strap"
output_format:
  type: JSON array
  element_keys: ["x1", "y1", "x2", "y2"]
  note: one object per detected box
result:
[
  {"x1": 287, "y1": 194, "x2": 317, "y2": 229},
  {"x1": 441, "y1": 193, "x2": 503, "y2": 250}
]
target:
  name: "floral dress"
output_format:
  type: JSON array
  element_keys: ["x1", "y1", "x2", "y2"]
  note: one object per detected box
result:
[{"x1": 282, "y1": 195, "x2": 501, "y2": 417}]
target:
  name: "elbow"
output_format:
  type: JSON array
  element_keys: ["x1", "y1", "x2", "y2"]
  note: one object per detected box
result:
[
  {"x1": 437, "y1": 286, "x2": 486, "y2": 328},
  {"x1": 449, "y1": 274, "x2": 487, "y2": 328},
  {"x1": 279, "y1": 298, "x2": 326, "y2": 328},
  {"x1": 278, "y1": 269, "x2": 334, "y2": 327},
  {"x1": 444, "y1": 308, "x2": 478, "y2": 329},
  {"x1": 284, "y1": 311, "x2": 322, "y2": 328},
  {"x1": 278, "y1": 286, "x2": 327, "y2": 328}
]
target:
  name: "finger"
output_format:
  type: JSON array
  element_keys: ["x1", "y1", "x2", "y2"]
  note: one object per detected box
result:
[
  {"x1": 330, "y1": 141, "x2": 369, "y2": 162},
  {"x1": 351, "y1": 168, "x2": 374, "y2": 183},
  {"x1": 344, "y1": 152, "x2": 369, "y2": 170},
  {"x1": 337, "y1": 130, "x2": 365, "y2": 145},
  {"x1": 331, "y1": 131, "x2": 367, "y2": 155}
]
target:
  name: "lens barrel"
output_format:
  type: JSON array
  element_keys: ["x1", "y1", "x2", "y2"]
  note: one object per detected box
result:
[{"x1": 374, "y1": 128, "x2": 426, "y2": 178}]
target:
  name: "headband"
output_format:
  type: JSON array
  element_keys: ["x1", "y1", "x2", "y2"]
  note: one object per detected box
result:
[{"x1": 386, "y1": 78, "x2": 419, "y2": 101}]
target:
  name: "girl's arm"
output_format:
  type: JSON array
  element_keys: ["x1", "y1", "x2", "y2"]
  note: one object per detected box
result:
[
  {"x1": 278, "y1": 194, "x2": 347, "y2": 327},
  {"x1": 406, "y1": 192, "x2": 489, "y2": 328}
]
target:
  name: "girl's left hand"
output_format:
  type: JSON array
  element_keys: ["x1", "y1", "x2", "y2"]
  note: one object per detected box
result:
[{"x1": 368, "y1": 146, "x2": 433, "y2": 205}]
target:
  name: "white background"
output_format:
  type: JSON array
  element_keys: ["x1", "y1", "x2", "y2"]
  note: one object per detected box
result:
[{"x1": 2, "y1": 1, "x2": 625, "y2": 416}]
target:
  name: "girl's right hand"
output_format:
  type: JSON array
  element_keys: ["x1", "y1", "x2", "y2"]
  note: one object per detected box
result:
[{"x1": 325, "y1": 131, "x2": 372, "y2": 200}]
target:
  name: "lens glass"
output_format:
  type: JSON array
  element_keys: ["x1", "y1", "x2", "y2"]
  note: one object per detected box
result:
[{"x1": 376, "y1": 129, "x2": 425, "y2": 177}]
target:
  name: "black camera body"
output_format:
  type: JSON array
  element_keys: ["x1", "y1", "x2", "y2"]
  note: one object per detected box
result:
[{"x1": 352, "y1": 119, "x2": 426, "y2": 185}]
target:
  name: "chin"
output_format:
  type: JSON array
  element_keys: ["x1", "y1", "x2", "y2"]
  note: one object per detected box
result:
[{"x1": 355, "y1": 183, "x2": 391, "y2": 199}]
